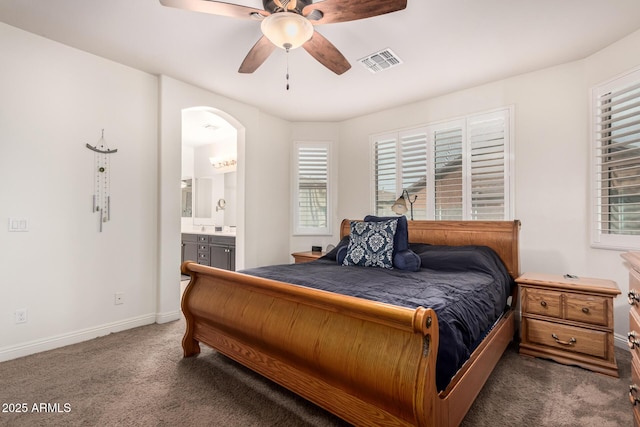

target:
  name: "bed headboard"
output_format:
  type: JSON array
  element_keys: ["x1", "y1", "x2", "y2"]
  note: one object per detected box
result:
[{"x1": 340, "y1": 219, "x2": 521, "y2": 280}]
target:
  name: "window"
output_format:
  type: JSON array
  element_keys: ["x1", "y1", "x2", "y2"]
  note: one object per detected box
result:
[
  {"x1": 294, "y1": 141, "x2": 331, "y2": 235},
  {"x1": 592, "y1": 68, "x2": 640, "y2": 249},
  {"x1": 373, "y1": 130, "x2": 428, "y2": 217},
  {"x1": 372, "y1": 108, "x2": 512, "y2": 220}
]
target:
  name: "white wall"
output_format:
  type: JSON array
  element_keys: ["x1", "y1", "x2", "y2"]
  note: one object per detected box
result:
[
  {"x1": 0, "y1": 23, "x2": 158, "y2": 360},
  {"x1": 336, "y1": 28, "x2": 640, "y2": 343}
]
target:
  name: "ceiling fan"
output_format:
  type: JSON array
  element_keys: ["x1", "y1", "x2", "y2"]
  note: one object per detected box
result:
[{"x1": 159, "y1": 0, "x2": 408, "y2": 75}]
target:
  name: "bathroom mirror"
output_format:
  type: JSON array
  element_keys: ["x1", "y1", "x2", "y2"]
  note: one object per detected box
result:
[
  {"x1": 181, "y1": 178, "x2": 192, "y2": 218},
  {"x1": 194, "y1": 177, "x2": 214, "y2": 225}
]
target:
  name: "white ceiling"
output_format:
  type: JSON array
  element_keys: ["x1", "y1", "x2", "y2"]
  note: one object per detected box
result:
[
  {"x1": 182, "y1": 107, "x2": 236, "y2": 147},
  {"x1": 2, "y1": 0, "x2": 640, "y2": 123}
]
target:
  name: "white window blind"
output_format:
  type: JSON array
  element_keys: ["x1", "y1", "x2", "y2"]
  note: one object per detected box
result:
[
  {"x1": 374, "y1": 136, "x2": 397, "y2": 216},
  {"x1": 469, "y1": 112, "x2": 509, "y2": 219},
  {"x1": 400, "y1": 130, "x2": 428, "y2": 219},
  {"x1": 372, "y1": 108, "x2": 512, "y2": 221},
  {"x1": 294, "y1": 142, "x2": 330, "y2": 235},
  {"x1": 593, "y1": 69, "x2": 640, "y2": 248},
  {"x1": 433, "y1": 126, "x2": 464, "y2": 220}
]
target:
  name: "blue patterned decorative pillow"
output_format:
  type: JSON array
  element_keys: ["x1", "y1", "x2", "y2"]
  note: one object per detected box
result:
[
  {"x1": 363, "y1": 215, "x2": 408, "y2": 253},
  {"x1": 343, "y1": 219, "x2": 398, "y2": 268}
]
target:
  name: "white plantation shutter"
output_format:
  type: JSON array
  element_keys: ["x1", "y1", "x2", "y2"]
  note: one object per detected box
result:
[
  {"x1": 400, "y1": 130, "x2": 428, "y2": 219},
  {"x1": 468, "y1": 112, "x2": 509, "y2": 220},
  {"x1": 372, "y1": 108, "x2": 513, "y2": 220},
  {"x1": 294, "y1": 142, "x2": 330, "y2": 235},
  {"x1": 433, "y1": 125, "x2": 464, "y2": 220},
  {"x1": 374, "y1": 136, "x2": 397, "y2": 216},
  {"x1": 593, "y1": 70, "x2": 640, "y2": 248}
]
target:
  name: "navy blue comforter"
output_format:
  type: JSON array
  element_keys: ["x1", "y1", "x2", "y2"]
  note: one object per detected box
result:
[{"x1": 240, "y1": 244, "x2": 514, "y2": 391}]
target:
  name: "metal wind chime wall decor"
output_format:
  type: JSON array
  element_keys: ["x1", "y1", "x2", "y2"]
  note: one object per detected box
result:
[{"x1": 86, "y1": 129, "x2": 118, "y2": 232}]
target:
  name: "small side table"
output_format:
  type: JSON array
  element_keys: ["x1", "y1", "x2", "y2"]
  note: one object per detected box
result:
[
  {"x1": 517, "y1": 272, "x2": 620, "y2": 377},
  {"x1": 291, "y1": 251, "x2": 324, "y2": 264}
]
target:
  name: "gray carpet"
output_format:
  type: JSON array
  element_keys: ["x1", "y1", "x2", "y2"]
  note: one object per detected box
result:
[{"x1": 0, "y1": 319, "x2": 632, "y2": 426}]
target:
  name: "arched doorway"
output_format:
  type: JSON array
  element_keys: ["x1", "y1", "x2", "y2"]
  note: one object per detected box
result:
[
  {"x1": 181, "y1": 107, "x2": 238, "y2": 233},
  {"x1": 179, "y1": 106, "x2": 246, "y2": 300}
]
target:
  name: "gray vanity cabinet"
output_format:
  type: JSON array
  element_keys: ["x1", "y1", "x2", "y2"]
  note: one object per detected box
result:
[
  {"x1": 181, "y1": 233, "x2": 235, "y2": 271},
  {"x1": 181, "y1": 234, "x2": 198, "y2": 265},
  {"x1": 209, "y1": 235, "x2": 236, "y2": 271}
]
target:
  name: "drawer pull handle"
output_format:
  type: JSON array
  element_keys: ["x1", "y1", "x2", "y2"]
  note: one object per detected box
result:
[
  {"x1": 540, "y1": 301, "x2": 547, "y2": 307},
  {"x1": 628, "y1": 331, "x2": 640, "y2": 349},
  {"x1": 581, "y1": 307, "x2": 589, "y2": 314},
  {"x1": 630, "y1": 385, "x2": 640, "y2": 406},
  {"x1": 551, "y1": 333, "x2": 576, "y2": 346},
  {"x1": 629, "y1": 290, "x2": 640, "y2": 306}
]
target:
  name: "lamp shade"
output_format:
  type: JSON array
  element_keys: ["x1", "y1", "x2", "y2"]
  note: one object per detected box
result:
[
  {"x1": 261, "y1": 12, "x2": 313, "y2": 50},
  {"x1": 391, "y1": 195, "x2": 408, "y2": 215}
]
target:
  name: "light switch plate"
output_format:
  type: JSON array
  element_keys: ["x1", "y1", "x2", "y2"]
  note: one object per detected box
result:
[{"x1": 8, "y1": 218, "x2": 29, "y2": 232}]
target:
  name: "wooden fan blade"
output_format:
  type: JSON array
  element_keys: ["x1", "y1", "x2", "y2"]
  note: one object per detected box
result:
[
  {"x1": 302, "y1": 0, "x2": 406, "y2": 24},
  {"x1": 159, "y1": 0, "x2": 268, "y2": 20},
  {"x1": 238, "y1": 36, "x2": 276, "y2": 73},
  {"x1": 302, "y1": 31, "x2": 351, "y2": 75}
]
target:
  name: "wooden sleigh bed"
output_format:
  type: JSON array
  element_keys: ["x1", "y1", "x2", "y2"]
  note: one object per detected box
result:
[{"x1": 180, "y1": 219, "x2": 521, "y2": 427}]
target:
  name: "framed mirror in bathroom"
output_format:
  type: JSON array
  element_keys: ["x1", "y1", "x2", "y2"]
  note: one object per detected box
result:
[{"x1": 181, "y1": 178, "x2": 193, "y2": 218}]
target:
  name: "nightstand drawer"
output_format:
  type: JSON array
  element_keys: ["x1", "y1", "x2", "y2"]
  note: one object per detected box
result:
[
  {"x1": 565, "y1": 292, "x2": 608, "y2": 326},
  {"x1": 631, "y1": 310, "x2": 640, "y2": 358},
  {"x1": 632, "y1": 355, "x2": 640, "y2": 426},
  {"x1": 630, "y1": 268, "x2": 640, "y2": 314},
  {"x1": 525, "y1": 318, "x2": 607, "y2": 359},
  {"x1": 523, "y1": 288, "x2": 562, "y2": 318}
]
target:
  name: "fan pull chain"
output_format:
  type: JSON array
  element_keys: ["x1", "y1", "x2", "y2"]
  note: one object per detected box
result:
[{"x1": 285, "y1": 44, "x2": 291, "y2": 91}]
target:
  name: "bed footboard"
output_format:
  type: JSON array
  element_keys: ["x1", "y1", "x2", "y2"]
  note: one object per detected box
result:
[{"x1": 181, "y1": 261, "x2": 440, "y2": 426}]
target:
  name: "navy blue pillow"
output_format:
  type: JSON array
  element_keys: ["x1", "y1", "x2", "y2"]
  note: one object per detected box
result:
[
  {"x1": 336, "y1": 245, "x2": 348, "y2": 265},
  {"x1": 363, "y1": 215, "x2": 408, "y2": 252},
  {"x1": 321, "y1": 236, "x2": 350, "y2": 261},
  {"x1": 393, "y1": 250, "x2": 421, "y2": 272},
  {"x1": 343, "y1": 219, "x2": 397, "y2": 268}
]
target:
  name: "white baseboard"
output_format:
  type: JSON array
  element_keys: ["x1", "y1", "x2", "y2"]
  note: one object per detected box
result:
[
  {"x1": 156, "y1": 310, "x2": 181, "y2": 324},
  {"x1": 614, "y1": 332, "x2": 630, "y2": 350},
  {"x1": 0, "y1": 313, "x2": 157, "y2": 363}
]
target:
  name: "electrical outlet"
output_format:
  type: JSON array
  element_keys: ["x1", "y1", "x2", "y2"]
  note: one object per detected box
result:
[
  {"x1": 15, "y1": 309, "x2": 27, "y2": 324},
  {"x1": 114, "y1": 293, "x2": 124, "y2": 305}
]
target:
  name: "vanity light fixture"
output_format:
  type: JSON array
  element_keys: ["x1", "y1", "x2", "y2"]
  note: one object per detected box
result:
[{"x1": 209, "y1": 157, "x2": 237, "y2": 169}]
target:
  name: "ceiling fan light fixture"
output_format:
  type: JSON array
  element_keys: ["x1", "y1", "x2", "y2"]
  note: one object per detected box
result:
[{"x1": 261, "y1": 12, "x2": 313, "y2": 50}]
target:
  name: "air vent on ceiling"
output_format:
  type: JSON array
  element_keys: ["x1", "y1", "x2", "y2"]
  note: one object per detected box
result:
[{"x1": 358, "y1": 48, "x2": 403, "y2": 74}]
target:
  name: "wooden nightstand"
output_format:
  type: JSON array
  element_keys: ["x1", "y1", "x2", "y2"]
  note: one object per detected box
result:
[
  {"x1": 517, "y1": 272, "x2": 620, "y2": 377},
  {"x1": 291, "y1": 251, "x2": 324, "y2": 264}
]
